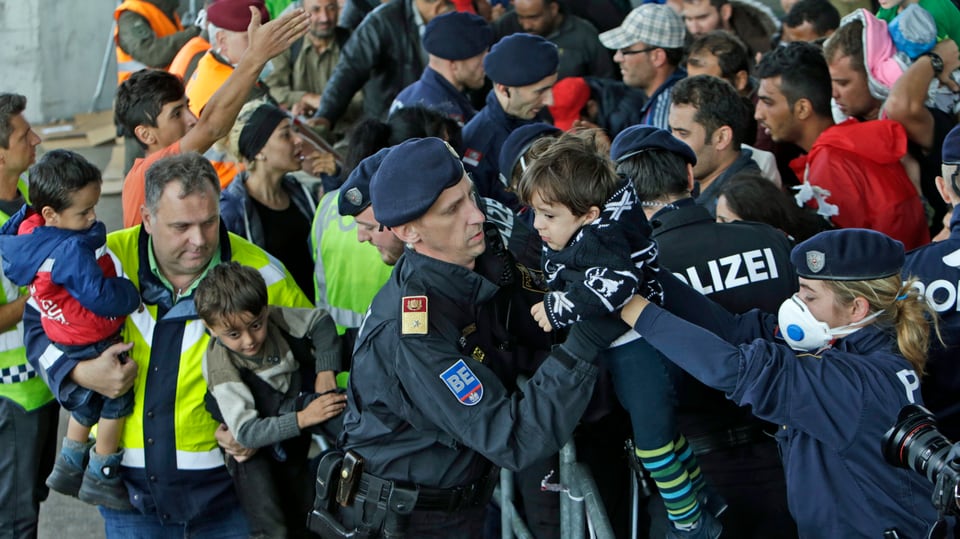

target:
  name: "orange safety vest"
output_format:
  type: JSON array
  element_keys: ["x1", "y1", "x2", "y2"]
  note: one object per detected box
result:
[
  {"x1": 168, "y1": 36, "x2": 211, "y2": 80},
  {"x1": 114, "y1": 0, "x2": 184, "y2": 85},
  {"x1": 213, "y1": 161, "x2": 244, "y2": 189},
  {"x1": 184, "y1": 51, "x2": 234, "y2": 117}
]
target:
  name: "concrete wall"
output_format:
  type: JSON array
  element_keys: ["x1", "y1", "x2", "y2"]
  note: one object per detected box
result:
[{"x1": 0, "y1": 0, "x2": 120, "y2": 123}]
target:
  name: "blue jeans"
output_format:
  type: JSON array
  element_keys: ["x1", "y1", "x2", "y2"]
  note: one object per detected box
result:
[
  {"x1": 56, "y1": 336, "x2": 134, "y2": 427},
  {"x1": 602, "y1": 337, "x2": 683, "y2": 449},
  {"x1": 99, "y1": 504, "x2": 250, "y2": 539}
]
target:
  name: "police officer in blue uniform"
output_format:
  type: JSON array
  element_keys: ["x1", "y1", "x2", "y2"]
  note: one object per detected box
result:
[
  {"x1": 389, "y1": 12, "x2": 493, "y2": 127},
  {"x1": 904, "y1": 124, "x2": 960, "y2": 440},
  {"x1": 310, "y1": 138, "x2": 625, "y2": 539},
  {"x1": 611, "y1": 126, "x2": 800, "y2": 538},
  {"x1": 461, "y1": 33, "x2": 558, "y2": 210},
  {"x1": 619, "y1": 229, "x2": 943, "y2": 538}
]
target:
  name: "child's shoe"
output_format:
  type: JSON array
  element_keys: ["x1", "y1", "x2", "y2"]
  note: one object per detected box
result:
[
  {"x1": 665, "y1": 511, "x2": 722, "y2": 539},
  {"x1": 45, "y1": 437, "x2": 92, "y2": 497},
  {"x1": 77, "y1": 448, "x2": 133, "y2": 510}
]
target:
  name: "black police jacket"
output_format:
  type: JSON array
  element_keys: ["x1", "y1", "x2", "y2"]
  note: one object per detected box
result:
[
  {"x1": 339, "y1": 227, "x2": 599, "y2": 488},
  {"x1": 651, "y1": 198, "x2": 797, "y2": 315}
]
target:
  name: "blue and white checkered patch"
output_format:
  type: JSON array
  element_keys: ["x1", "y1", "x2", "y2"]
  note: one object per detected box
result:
[{"x1": 439, "y1": 359, "x2": 483, "y2": 406}]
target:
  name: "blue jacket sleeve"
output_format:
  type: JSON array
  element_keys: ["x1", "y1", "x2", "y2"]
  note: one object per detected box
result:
[
  {"x1": 23, "y1": 299, "x2": 79, "y2": 402},
  {"x1": 51, "y1": 241, "x2": 141, "y2": 319},
  {"x1": 633, "y1": 303, "x2": 862, "y2": 448},
  {"x1": 659, "y1": 269, "x2": 778, "y2": 343}
]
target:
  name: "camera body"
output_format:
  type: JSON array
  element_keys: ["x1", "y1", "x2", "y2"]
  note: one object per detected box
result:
[{"x1": 883, "y1": 404, "x2": 960, "y2": 516}]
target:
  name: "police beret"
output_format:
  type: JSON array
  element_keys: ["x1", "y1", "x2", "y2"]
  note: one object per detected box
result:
[
  {"x1": 790, "y1": 229, "x2": 904, "y2": 281},
  {"x1": 499, "y1": 123, "x2": 561, "y2": 182},
  {"x1": 610, "y1": 125, "x2": 697, "y2": 165},
  {"x1": 942, "y1": 124, "x2": 960, "y2": 165},
  {"x1": 207, "y1": 0, "x2": 269, "y2": 33},
  {"x1": 338, "y1": 148, "x2": 391, "y2": 217},
  {"x1": 370, "y1": 138, "x2": 465, "y2": 227},
  {"x1": 483, "y1": 34, "x2": 559, "y2": 87},
  {"x1": 422, "y1": 12, "x2": 493, "y2": 61}
]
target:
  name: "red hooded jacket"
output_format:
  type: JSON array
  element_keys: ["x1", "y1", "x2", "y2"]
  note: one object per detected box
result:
[{"x1": 790, "y1": 119, "x2": 929, "y2": 249}]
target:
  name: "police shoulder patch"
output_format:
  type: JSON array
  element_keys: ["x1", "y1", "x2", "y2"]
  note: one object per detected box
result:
[
  {"x1": 439, "y1": 359, "x2": 483, "y2": 406},
  {"x1": 463, "y1": 148, "x2": 483, "y2": 167},
  {"x1": 401, "y1": 295, "x2": 428, "y2": 335}
]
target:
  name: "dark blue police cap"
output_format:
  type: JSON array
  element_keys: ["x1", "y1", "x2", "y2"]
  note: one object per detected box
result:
[
  {"x1": 423, "y1": 12, "x2": 493, "y2": 61},
  {"x1": 790, "y1": 229, "x2": 904, "y2": 281},
  {"x1": 370, "y1": 138, "x2": 465, "y2": 227},
  {"x1": 942, "y1": 123, "x2": 960, "y2": 165},
  {"x1": 610, "y1": 125, "x2": 697, "y2": 165},
  {"x1": 483, "y1": 34, "x2": 559, "y2": 86},
  {"x1": 499, "y1": 123, "x2": 562, "y2": 182},
  {"x1": 338, "y1": 148, "x2": 391, "y2": 217}
]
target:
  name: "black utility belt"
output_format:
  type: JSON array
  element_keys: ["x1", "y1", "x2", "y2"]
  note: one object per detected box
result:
[
  {"x1": 686, "y1": 424, "x2": 773, "y2": 456},
  {"x1": 354, "y1": 468, "x2": 498, "y2": 513}
]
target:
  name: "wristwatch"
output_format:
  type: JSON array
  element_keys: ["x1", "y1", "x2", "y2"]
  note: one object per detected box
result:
[{"x1": 923, "y1": 52, "x2": 944, "y2": 76}]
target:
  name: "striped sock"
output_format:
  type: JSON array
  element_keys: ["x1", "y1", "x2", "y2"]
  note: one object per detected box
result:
[
  {"x1": 674, "y1": 434, "x2": 706, "y2": 496},
  {"x1": 636, "y1": 442, "x2": 702, "y2": 526}
]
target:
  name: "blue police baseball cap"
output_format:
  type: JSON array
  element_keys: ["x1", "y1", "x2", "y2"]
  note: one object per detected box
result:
[
  {"x1": 790, "y1": 229, "x2": 904, "y2": 281},
  {"x1": 484, "y1": 34, "x2": 559, "y2": 87},
  {"x1": 423, "y1": 12, "x2": 493, "y2": 61},
  {"x1": 370, "y1": 138, "x2": 465, "y2": 227},
  {"x1": 498, "y1": 123, "x2": 562, "y2": 183},
  {"x1": 338, "y1": 147, "x2": 391, "y2": 217},
  {"x1": 610, "y1": 125, "x2": 697, "y2": 165}
]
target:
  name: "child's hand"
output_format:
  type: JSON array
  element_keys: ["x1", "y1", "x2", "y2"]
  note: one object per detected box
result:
[
  {"x1": 297, "y1": 392, "x2": 347, "y2": 429},
  {"x1": 530, "y1": 301, "x2": 552, "y2": 333}
]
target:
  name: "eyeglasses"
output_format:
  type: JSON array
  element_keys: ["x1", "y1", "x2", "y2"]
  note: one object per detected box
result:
[{"x1": 618, "y1": 47, "x2": 658, "y2": 56}]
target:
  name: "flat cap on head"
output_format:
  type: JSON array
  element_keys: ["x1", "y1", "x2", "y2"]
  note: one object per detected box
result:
[{"x1": 599, "y1": 4, "x2": 686, "y2": 50}]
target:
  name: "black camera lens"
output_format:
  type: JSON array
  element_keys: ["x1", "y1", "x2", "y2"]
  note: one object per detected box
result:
[{"x1": 883, "y1": 405, "x2": 954, "y2": 484}]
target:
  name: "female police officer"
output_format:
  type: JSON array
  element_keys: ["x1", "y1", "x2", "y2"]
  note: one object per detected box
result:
[{"x1": 618, "y1": 228, "x2": 942, "y2": 538}]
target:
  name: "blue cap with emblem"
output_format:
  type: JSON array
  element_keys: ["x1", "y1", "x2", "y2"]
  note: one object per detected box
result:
[
  {"x1": 790, "y1": 229, "x2": 904, "y2": 281},
  {"x1": 484, "y1": 33, "x2": 559, "y2": 87},
  {"x1": 370, "y1": 138, "x2": 465, "y2": 227},
  {"x1": 338, "y1": 147, "x2": 391, "y2": 217},
  {"x1": 423, "y1": 11, "x2": 493, "y2": 61},
  {"x1": 610, "y1": 125, "x2": 697, "y2": 165},
  {"x1": 498, "y1": 123, "x2": 562, "y2": 185}
]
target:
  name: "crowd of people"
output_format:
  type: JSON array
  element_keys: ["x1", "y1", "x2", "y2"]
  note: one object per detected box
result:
[{"x1": 3, "y1": 0, "x2": 960, "y2": 537}]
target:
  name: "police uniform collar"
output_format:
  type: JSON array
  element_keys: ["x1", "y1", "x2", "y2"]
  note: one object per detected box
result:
[
  {"x1": 827, "y1": 322, "x2": 898, "y2": 358},
  {"x1": 398, "y1": 249, "x2": 501, "y2": 305},
  {"x1": 649, "y1": 197, "x2": 702, "y2": 236}
]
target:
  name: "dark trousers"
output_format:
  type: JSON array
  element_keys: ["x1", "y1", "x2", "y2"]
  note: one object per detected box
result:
[
  {"x1": 226, "y1": 445, "x2": 317, "y2": 539},
  {"x1": 0, "y1": 399, "x2": 59, "y2": 539}
]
